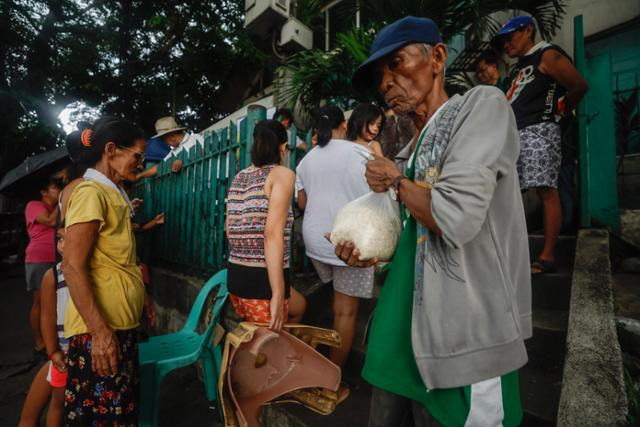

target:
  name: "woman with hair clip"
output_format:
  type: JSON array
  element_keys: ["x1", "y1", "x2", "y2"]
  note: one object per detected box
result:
[
  {"x1": 226, "y1": 119, "x2": 307, "y2": 331},
  {"x1": 61, "y1": 117, "x2": 146, "y2": 425},
  {"x1": 346, "y1": 103, "x2": 385, "y2": 157},
  {"x1": 295, "y1": 106, "x2": 374, "y2": 385}
]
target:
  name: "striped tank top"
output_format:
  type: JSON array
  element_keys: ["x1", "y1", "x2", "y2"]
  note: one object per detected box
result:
[{"x1": 227, "y1": 164, "x2": 293, "y2": 267}]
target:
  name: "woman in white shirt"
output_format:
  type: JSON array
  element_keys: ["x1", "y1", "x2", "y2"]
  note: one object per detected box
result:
[{"x1": 296, "y1": 105, "x2": 374, "y2": 369}]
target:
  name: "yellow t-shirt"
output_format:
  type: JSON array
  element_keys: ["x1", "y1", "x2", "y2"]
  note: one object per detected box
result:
[{"x1": 64, "y1": 180, "x2": 144, "y2": 337}]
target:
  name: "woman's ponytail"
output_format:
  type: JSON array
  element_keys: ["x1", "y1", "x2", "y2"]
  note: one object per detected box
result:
[{"x1": 314, "y1": 105, "x2": 344, "y2": 147}]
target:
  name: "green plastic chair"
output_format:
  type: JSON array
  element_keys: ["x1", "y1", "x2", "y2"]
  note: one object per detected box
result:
[{"x1": 138, "y1": 269, "x2": 228, "y2": 427}]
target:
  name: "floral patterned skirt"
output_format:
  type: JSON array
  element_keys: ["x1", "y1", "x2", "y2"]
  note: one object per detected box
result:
[{"x1": 64, "y1": 329, "x2": 139, "y2": 426}]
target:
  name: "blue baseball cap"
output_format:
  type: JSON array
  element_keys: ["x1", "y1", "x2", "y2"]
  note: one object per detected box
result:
[
  {"x1": 352, "y1": 16, "x2": 442, "y2": 93},
  {"x1": 496, "y1": 16, "x2": 534, "y2": 37}
]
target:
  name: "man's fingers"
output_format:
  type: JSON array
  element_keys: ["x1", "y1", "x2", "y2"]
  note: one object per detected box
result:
[{"x1": 337, "y1": 241, "x2": 355, "y2": 261}]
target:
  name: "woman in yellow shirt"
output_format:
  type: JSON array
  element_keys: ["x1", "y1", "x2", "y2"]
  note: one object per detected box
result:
[{"x1": 62, "y1": 117, "x2": 146, "y2": 426}]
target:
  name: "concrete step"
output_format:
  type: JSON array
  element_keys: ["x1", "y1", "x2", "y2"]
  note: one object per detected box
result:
[
  {"x1": 521, "y1": 328, "x2": 567, "y2": 423},
  {"x1": 528, "y1": 234, "x2": 577, "y2": 269},
  {"x1": 531, "y1": 269, "x2": 572, "y2": 311},
  {"x1": 532, "y1": 308, "x2": 569, "y2": 334}
]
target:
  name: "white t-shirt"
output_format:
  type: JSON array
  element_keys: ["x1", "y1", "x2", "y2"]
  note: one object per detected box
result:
[
  {"x1": 163, "y1": 133, "x2": 205, "y2": 161},
  {"x1": 295, "y1": 139, "x2": 370, "y2": 265}
]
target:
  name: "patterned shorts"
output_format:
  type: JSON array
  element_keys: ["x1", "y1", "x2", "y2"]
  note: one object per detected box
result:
[
  {"x1": 229, "y1": 294, "x2": 290, "y2": 323},
  {"x1": 64, "y1": 330, "x2": 139, "y2": 426},
  {"x1": 311, "y1": 259, "x2": 374, "y2": 299},
  {"x1": 517, "y1": 122, "x2": 562, "y2": 190}
]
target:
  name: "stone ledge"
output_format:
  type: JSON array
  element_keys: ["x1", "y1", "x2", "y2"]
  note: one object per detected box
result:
[
  {"x1": 557, "y1": 229, "x2": 628, "y2": 426},
  {"x1": 149, "y1": 266, "x2": 207, "y2": 333}
]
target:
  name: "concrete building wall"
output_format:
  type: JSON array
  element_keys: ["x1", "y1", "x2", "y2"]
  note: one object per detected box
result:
[{"x1": 550, "y1": 0, "x2": 640, "y2": 55}]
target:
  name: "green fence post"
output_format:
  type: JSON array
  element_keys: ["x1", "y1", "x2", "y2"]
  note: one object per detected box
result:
[
  {"x1": 200, "y1": 133, "x2": 211, "y2": 272},
  {"x1": 289, "y1": 125, "x2": 298, "y2": 170},
  {"x1": 574, "y1": 15, "x2": 591, "y2": 228},
  {"x1": 215, "y1": 128, "x2": 229, "y2": 270},
  {"x1": 306, "y1": 129, "x2": 313, "y2": 153},
  {"x1": 244, "y1": 105, "x2": 267, "y2": 167},
  {"x1": 208, "y1": 132, "x2": 219, "y2": 269}
]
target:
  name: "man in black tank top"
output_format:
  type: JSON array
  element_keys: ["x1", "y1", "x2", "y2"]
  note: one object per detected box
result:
[{"x1": 494, "y1": 16, "x2": 589, "y2": 275}]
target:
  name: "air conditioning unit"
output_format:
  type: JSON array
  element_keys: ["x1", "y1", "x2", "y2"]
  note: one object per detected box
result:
[
  {"x1": 245, "y1": 0, "x2": 290, "y2": 38},
  {"x1": 279, "y1": 18, "x2": 312, "y2": 51}
]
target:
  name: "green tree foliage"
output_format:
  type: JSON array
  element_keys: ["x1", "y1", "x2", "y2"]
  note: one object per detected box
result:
[{"x1": 1, "y1": 0, "x2": 267, "y2": 176}]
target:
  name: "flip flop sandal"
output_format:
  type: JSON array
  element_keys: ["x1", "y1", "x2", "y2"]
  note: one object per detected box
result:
[{"x1": 531, "y1": 258, "x2": 557, "y2": 276}]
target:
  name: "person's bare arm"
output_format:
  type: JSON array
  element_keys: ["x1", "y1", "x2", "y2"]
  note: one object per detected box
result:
[
  {"x1": 40, "y1": 269, "x2": 61, "y2": 360},
  {"x1": 34, "y1": 207, "x2": 59, "y2": 227},
  {"x1": 370, "y1": 141, "x2": 384, "y2": 158},
  {"x1": 62, "y1": 221, "x2": 120, "y2": 376},
  {"x1": 140, "y1": 213, "x2": 165, "y2": 232},
  {"x1": 540, "y1": 49, "x2": 589, "y2": 115},
  {"x1": 264, "y1": 167, "x2": 295, "y2": 331},
  {"x1": 297, "y1": 189, "x2": 307, "y2": 210},
  {"x1": 135, "y1": 165, "x2": 158, "y2": 181}
]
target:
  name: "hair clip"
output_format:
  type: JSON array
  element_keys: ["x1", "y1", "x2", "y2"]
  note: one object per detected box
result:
[{"x1": 81, "y1": 129, "x2": 92, "y2": 147}]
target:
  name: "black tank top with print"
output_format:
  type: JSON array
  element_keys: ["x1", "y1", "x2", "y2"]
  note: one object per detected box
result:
[{"x1": 505, "y1": 42, "x2": 571, "y2": 130}]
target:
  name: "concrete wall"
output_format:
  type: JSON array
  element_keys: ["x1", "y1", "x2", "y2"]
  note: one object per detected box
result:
[{"x1": 551, "y1": 0, "x2": 640, "y2": 56}]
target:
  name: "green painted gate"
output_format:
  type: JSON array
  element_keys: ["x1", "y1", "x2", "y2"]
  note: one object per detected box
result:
[{"x1": 574, "y1": 15, "x2": 621, "y2": 231}]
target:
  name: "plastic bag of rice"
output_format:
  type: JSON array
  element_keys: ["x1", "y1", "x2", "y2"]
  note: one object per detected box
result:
[{"x1": 330, "y1": 189, "x2": 402, "y2": 261}]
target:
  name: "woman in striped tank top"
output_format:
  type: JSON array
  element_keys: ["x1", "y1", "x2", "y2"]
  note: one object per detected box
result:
[{"x1": 226, "y1": 120, "x2": 306, "y2": 331}]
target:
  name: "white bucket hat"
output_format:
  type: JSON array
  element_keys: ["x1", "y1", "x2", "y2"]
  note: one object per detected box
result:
[{"x1": 153, "y1": 116, "x2": 186, "y2": 138}]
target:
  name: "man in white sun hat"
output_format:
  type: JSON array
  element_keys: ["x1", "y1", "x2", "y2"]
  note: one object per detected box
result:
[{"x1": 137, "y1": 116, "x2": 203, "y2": 179}]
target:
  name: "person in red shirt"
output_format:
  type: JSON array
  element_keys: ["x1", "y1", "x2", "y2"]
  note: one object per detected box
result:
[{"x1": 24, "y1": 176, "x2": 62, "y2": 353}]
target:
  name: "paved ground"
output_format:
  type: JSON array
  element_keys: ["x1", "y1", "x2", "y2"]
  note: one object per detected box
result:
[{"x1": 0, "y1": 262, "x2": 221, "y2": 427}]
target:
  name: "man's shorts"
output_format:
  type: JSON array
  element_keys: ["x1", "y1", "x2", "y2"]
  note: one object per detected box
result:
[
  {"x1": 311, "y1": 259, "x2": 374, "y2": 299},
  {"x1": 46, "y1": 361, "x2": 67, "y2": 388},
  {"x1": 517, "y1": 121, "x2": 562, "y2": 190}
]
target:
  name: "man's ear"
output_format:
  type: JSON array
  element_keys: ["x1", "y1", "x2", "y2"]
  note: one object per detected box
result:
[
  {"x1": 105, "y1": 141, "x2": 117, "y2": 158},
  {"x1": 432, "y1": 43, "x2": 448, "y2": 75}
]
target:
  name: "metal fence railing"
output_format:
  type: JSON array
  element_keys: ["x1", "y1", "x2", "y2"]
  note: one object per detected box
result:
[{"x1": 136, "y1": 105, "x2": 312, "y2": 275}]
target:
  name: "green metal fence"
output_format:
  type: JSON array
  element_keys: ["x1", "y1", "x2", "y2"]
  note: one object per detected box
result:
[{"x1": 137, "y1": 105, "x2": 312, "y2": 275}]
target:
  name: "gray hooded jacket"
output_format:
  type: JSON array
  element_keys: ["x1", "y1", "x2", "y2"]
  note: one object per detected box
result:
[{"x1": 410, "y1": 86, "x2": 532, "y2": 389}]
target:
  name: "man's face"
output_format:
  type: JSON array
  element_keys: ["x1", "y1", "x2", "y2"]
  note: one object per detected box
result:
[
  {"x1": 163, "y1": 131, "x2": 185, "y2": 148},
  {"x1": 502, "y1": 26, "x2": 533, "y2": 58},
  {"x1": 475, "y1": 60, "x2": 499, "y2": 85},
  {"x1": 375, "y1": 44, "x2": 438, "y2": 115},
  {"x1": 280, "y1": 118, "x2": 291, "y2": 130}
]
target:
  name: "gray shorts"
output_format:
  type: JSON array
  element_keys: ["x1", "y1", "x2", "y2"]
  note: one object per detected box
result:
[
  {"x1": 517, "y1": 122, "x2": 562, "y2": 190},
  {"x1": 311, "y1": 259, "x2": 374, "y2": 299},
  {"x1": 25, "y1": 262, "x2": 54, "y2": 291}
]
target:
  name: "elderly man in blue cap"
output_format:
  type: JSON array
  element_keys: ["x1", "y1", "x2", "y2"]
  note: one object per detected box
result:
[
  {"x1": 495, "y1": 16, "x2": 588, "y2": 275},
  {"x1": 334, "y1": 16, "x2": 531, "y2": 426}
]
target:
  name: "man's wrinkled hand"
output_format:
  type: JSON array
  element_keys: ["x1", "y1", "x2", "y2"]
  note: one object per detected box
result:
[
  {"x1": 325, "y1": 233, "x2": 377, "y2": 268},
  {"x1": 365, "y1": 156, "x2": 402, "y2": 193}
]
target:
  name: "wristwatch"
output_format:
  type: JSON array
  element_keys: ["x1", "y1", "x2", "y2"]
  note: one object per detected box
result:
[{"x1": 390, "y1": 175, "x2": 406, "y2": 201}]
